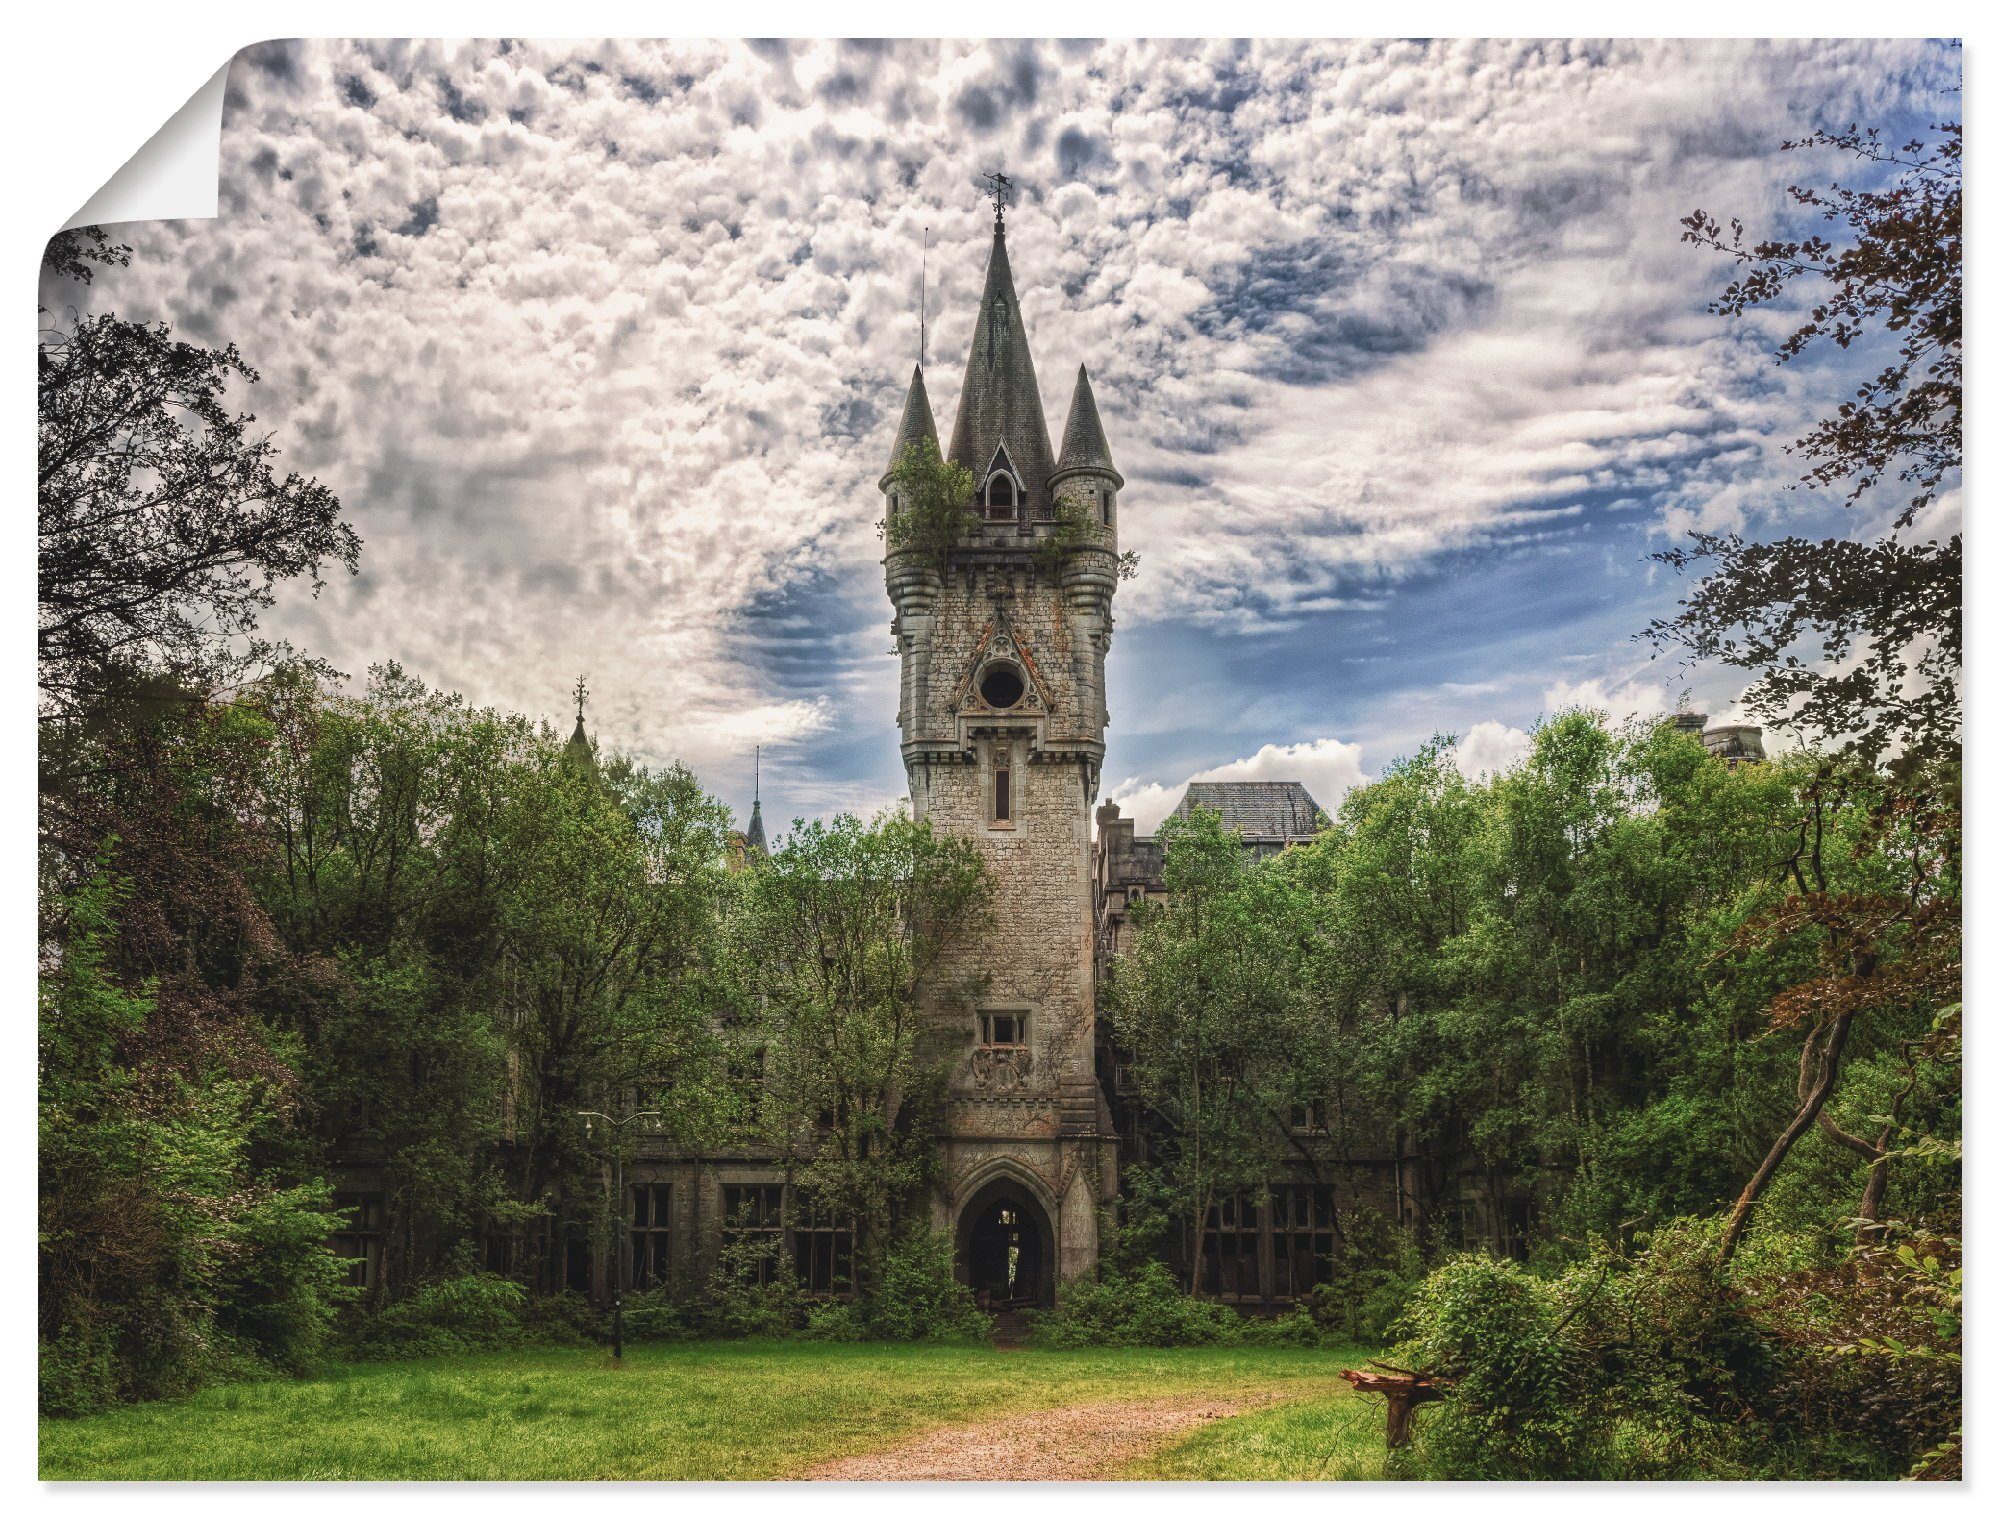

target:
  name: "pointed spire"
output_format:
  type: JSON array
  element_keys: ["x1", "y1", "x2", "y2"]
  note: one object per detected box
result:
[
  {"x1": 882, "y1": 364, "x2": 939, "y2": 483},
  {"x1": 745, "y1": 745, "x2": 768, "y2": 856},
  {"x1": 563, "y1": 676, "x2": 597, "y2": 775},
  {"x1": 1052, "y1": 363, "x2": 1122, "y2": 489},
  {"x1": 947, "y1": 222, "x2": 1056, "y2": 512}
]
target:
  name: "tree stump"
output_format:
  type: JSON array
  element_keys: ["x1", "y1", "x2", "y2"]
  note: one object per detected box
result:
[{"x1": 1340, "y1": 1363, "x2": 1445, "y2": 1449}]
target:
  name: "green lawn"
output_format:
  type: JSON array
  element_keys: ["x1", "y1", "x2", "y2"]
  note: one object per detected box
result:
[
  {"x1": 40, "y1": 1340, "x2": 1378, "y2": 1481},
  {"x1": 1123, "y1": 1386, "x2": 1386, "y2": 1480}
]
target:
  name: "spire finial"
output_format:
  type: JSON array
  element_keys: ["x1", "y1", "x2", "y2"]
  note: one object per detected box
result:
[
  {"x1": 982, "y1": 170, "x2": 1012, "y2": 232},
  {"x1": 919, "y1": 227, "x2": 930, "y2": 367},
  {"x1": 573, "y1": 674, "x2": 589, "y2": 726},
  {"x1": 754, "y1": 743, "x2": 760, "y2": 804}
]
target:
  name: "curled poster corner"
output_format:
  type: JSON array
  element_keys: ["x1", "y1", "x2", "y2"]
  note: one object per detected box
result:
[{"x1": 63, "y1": 58, "x2": 231, "y2": 231}]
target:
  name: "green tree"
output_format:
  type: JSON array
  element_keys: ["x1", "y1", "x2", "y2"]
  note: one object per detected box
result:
[
  {"x1": 737, "y1": 810, "x2": 992, "y2": 1295},
  {"x1": 38, "y1": 230, "x2": 358, "y2": 718},
  {"x1": 1110, "y1": 804, "x2": 1313, "y2": 1288},
  {"x1": 1656, "y1": 122, "x2": 1961, "y2": 768}
]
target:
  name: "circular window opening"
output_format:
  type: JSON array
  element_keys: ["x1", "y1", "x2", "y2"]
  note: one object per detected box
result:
[{"x1": 979, "y1": 663, "x2": 1026, "y2": 709}]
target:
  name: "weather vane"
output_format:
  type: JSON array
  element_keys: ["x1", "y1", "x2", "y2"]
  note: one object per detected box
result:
[
  {"x1": 982, "y1": 170, "x2": 1013, "y2": 231},
  {"x1": 573, "y1": 674, "x2": 589, "y2": 725}
]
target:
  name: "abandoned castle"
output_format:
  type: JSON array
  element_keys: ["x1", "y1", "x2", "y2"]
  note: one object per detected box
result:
[{"x1": 330, "y1": 205, "x2": 1766, "y2": 1314}]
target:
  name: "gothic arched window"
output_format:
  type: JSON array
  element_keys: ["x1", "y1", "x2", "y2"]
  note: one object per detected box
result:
[{"x1": 985, "y1": 472, "x2": 1017, "y2": 519}]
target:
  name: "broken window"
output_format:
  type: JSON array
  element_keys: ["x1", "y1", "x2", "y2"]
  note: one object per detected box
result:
[
  {"x1": 629, "y1": 1183, "x2": 672, "y2": 1290},
  {"x1": 790, "y1": 1194, "x2": 854, "y2": 1296},
  {"x1": 992, "y1": 747, "x2": 1013, "y2": 825},
  {"x1": 1202, "y1": 1193, "x2": 1263, "y2": 1301},
  {"x1": 721, "y1": 1183, "x2": 786, "y2": 1286},
  {"x1": 1270, "y1": 1184, "x2": 1338, "y2": 1299},
  {"x1": 332, "y1": 1193, "x2": 383, "y2": 1290},
  {"x1": 979, "y1": 1010, "x2": 1028, "y2": 1048}
]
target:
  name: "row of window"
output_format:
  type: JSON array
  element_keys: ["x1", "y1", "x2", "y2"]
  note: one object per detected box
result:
[
  {"x1": 1199, "y1": 1186, "x2": 1342, "y2": 1302},
  {"x1": 329, "y1": 1183, "x2": 855, "y2": 1295},
  {"x1": 333, "y1": 1184, "x2": 1356, "y2": 1305}
]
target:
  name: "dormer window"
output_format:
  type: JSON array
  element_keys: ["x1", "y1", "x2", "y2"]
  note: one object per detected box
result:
[
  {"x1": 983, "y1": 445, "x2": 1022, "y2": 522},
  {"x1": 985, "y1": 472, "x2": 1017, "y2": 520}
]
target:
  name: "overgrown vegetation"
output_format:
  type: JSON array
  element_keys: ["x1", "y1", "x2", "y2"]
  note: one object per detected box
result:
[
  {"x1": 1032, "y1": 489, "x2": 1140, "y2": 581},
  {"x1": 1103, "y1": 717, "x2": 1959, "y2": 1476},
  {"x1": 38, "y1": 100, "x2": 1962, "y2": 1486},
  {"x1": 881, "y1": 435, "x2": 979, "y2": 568},
  {"x1": 736, "y1": 812, "x2": 992, "y2": 1294}
]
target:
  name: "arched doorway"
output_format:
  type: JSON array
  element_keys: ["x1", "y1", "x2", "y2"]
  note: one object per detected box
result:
[{"x1": 955, "y1": 1176, "x2": 1055, "y2": 1310}]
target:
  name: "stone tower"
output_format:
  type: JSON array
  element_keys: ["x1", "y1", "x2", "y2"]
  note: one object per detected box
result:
[{"x1": 881, "y1": 200, "x2": 1122, "y2": 1303}]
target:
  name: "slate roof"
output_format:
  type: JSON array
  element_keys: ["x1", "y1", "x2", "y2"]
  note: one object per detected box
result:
[
  {"x1": 883, "y1": 364, "x2": 939, "y2": 481},
  {"x1": 562, "y1": 714, "x2": 597, "y2": 778},
  {"x1": 744, "y1": 798, "x2": 767, "y2": 856},
  {"x1": 1173, "y1": 781, "x2": 1325, "y2": 839},
  {"x1": 946, "y1": 227, "x2": 1056, "y2": 512},
  {"x1": 1052, "y1": 363, "x2": 1121, "y2": 488}
]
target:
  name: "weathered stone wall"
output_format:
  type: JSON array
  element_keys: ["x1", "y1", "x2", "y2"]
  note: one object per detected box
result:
[{"x1": 888, "y1": 535, "x2": 1121, "y2": 1284}]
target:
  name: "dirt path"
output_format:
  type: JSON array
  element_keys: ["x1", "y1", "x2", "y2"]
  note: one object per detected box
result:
[{"x1": 798, "y1": 1391, "x2": 1291, "y2": 1481}]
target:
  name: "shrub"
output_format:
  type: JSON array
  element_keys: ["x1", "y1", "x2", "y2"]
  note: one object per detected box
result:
[
  {"x1": 1299, "y1": 1206, "x2": 1421, "y2": 1345},
  {"x1": 699, "y1": 1230, "x2": 806, "y2": 1338},
  {"x1": 1236, "y1": 1306, "x2": 1339, "y2": 1347},
  {"x1": 38, "y1": 1321, "x2": 120, "y2": 1419},
  {"x1": 1030, "y1": 1260, "x2": 1242, "y2": 1347},
  {"x1": 344, "y1": 1260, "x2": 534, "y2": 1360},
  {"x1": 1388, "y1": 1254, "x2": 1601, "y2": 1479},
  {"x1": 612, "y1": 1285, "x2": 692, "y2": 1344},
  {"x1": 861, "y1": 1227, "x2": 991, "y2": 1342},
  {"x1": 215, "y1": 1181, "x2": 352, "y2": 1373},
  {"x1": 802, "y1": 1300, "x2": 868, "y2": 1341}
]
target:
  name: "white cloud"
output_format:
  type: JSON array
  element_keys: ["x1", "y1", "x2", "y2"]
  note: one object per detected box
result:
[
  {"x1": 1543, "y1": 675, "x2": 1672, "y2": 726},
  {"x1": 1108, "y1": 736, "x2": 1369, "y2": 834},
  {"x1": 46, "y1": 37, "x2": 1954, "y2": 800},
  {"x1": 1453, "y1": 720, "x2": 1533, "y2": 780}
]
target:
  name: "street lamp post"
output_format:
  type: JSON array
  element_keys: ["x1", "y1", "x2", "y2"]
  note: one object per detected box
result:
[{"x1": 577, "y1": 1108, "x2": 660, "y2": 1361}]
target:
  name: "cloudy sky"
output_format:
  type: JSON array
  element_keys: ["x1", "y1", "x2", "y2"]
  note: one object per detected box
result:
[{"x1": 48, "y1": 38, "x2": 1960, "y2": 834}]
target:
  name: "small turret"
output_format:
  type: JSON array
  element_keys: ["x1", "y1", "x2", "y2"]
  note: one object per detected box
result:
[
  {"x1": 745, "y1": 744, "x2": 768, "y2": 857},
  {"x1": 562, "y1": 676, "x2": 597, "y2": 777},
  {"x1": 1050, "y1": 363, "x2": 1123, "y2": 527},
  {"x1": 1702, "y1": 724, "x2": 1766, "y2": 767},
  {"x1": 881, "y1": 364, "x2": 938, "y2": 487}
]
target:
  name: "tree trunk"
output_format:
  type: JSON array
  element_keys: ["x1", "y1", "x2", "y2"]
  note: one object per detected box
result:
[
  {"x1": 1720, "y1": 1009, "x2": 1856, "y2": 1264},
  {"x1": 1342, "y1": 1365, "x2": 1445, "y2": 1450}
]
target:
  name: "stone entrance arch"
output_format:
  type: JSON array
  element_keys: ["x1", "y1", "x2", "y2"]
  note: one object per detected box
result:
[{"x1": 954, "y1": 1173, "x2": 1057, "y2": 1310}]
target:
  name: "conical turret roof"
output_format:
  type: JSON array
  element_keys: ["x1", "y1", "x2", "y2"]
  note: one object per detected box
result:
[
  {"x1": 562, "y1": 714, "x2": 597, "y2": 777},
  {"x1": 1052, "y1": 363, "x2": 1121, "y2": 488},
  {"x1": 947, "y1": 226, "x2": 1056, "y2": 511},
  {"x1": 882, "y1": 364, "x2": 939, "y2": 483},
  {"x1": 562, "y1": 677, "x2": 598, "y2": 778}
]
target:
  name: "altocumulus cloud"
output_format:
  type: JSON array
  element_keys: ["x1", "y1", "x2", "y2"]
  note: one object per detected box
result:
[{"x1": 44, "y1": 38, "x2": 1956, "y2": 817}]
